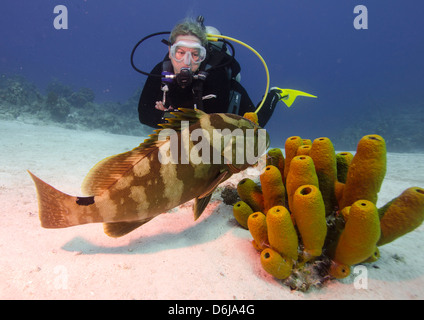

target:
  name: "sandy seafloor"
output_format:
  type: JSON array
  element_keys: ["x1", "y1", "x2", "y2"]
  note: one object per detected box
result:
[{"x1": 1, "y1": 118, "x2": 423, "y2": 300}]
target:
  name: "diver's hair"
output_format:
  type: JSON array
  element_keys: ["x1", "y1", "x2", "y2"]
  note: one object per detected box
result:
[{"x1": 169, "y1": 18, "x2": 208, "y2": 47}]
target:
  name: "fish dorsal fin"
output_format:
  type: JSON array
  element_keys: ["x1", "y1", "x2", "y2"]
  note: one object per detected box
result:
[
  {"x1": 81, "y1": 108, "x2": 205, "y2": 196},
  {"x1": 173, "y1": 107, "x2": 206, "y2": 121},
  {"x1": 140, "y1": 108, "x2": 206, "y2": 147}
]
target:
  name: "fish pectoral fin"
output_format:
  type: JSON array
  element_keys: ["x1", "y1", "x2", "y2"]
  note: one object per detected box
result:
[
  {"x1": 194, "y1": 194, "x2": 213, "y2": 221},
  {"x1": 103, "y1": 218, "x2": 154, "y2": 238},
  {"x1": 193, "y1": 170, "x2": 232, "y2": 220},
  {"x1": 197, "y1": 170, "x2": 232, "y2": 199}
]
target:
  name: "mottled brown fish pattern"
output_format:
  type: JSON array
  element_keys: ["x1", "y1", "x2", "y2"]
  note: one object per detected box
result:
[{"x1": 29, "y1": 108, "x2": 269, "y2": 237}]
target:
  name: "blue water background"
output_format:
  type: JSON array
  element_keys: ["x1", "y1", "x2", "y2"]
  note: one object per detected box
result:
[{"x1": 1, "y1": 0, "x2": 423, "y2": 148}]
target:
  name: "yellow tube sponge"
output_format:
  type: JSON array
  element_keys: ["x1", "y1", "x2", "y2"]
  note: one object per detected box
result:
[
  {"x1": 266, "y1": 206, "x2": 298, "y2": 261},
  {"x1": 302, "y1": 139, "x2": 312, "y2": 146},
  {"x1": 362, "y1": 247, "x2": 380, "y2": 263},
  {"x1": 339, "y1": 205, "x2": 351, "y2": 222},
  {"x1": 260, "y1": 248, "x2": 293, "y2": 280},
  {"x1": 233, "y1": 201, "x2": 254, "y2": 229},
  {"x1": 339, "y1": 135, "x2": 386, "y2": 210},
  {"x1": 336, "y1": 152, "x2": 353, "y2": 183},
  {"x1": 291, "y1": 185, "x2": 327, "y2": 259},
  {"x1": 266, "y1": 148, "x2": 285, "y2": 179},
  {"x1": 237, "y1": 178, "x2": 264, "y2": 212},
  {"x1": 243, "y1": 112, "x2": 259, "y2": 125},
  {"x1": 335, "y1": 181, "x2": 345, "y2": 204},
  {"x1": 286, "y1": 155, "x2": 319, "y2": 210},
  {"x1": 332, "y1": 200, "x2": 381, "y2": 274},
  {"x1": 309, "y1": 137, "x2": 338, "y2": 216},
  {"x1": 329, "y1": 261, "x2": 351, "y2": 279},
  {"x1": 283, "y1": 136, "x2": 303, "y2": 181},
  {"x1": 377, "y1": 187, "x2": 424, "y2": 246},
  {"x1": 260, "y1": 165, "x2": 286, "y2": 213},
  {"x1": 297, "y1": 144, "x2": 311, "y2": 156},
  {"x1": 247, "y1": 212, "x2": 268, "y2": 250}
]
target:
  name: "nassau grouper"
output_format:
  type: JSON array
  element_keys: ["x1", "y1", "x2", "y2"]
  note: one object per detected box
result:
[{"x1": 28, "y1": 108, "x2": 269, "y2": 238}]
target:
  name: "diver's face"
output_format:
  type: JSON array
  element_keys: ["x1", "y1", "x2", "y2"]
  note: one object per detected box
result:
[{"x1": 169, "y1": 35, "x2": 203, "y2": 74}]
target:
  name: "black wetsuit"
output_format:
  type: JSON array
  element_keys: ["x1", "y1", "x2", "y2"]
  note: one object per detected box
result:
[{"x1": 138, "y1": 59, "x2": 279, "y2": 128}]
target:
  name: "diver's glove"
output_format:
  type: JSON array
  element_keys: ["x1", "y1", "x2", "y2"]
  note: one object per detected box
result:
[{"x1": 271, "y1": 87, "x2": 317, "y2": 107}]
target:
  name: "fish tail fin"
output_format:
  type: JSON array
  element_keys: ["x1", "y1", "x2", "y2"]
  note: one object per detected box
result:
[{"x1": 28, "y1": 171, "x2": 99, "y2": 229}]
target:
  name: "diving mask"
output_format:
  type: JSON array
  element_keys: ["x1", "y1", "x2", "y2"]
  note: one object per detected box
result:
[{"x1": 170, "y1": 41, "x2": 207, "y2": 65}]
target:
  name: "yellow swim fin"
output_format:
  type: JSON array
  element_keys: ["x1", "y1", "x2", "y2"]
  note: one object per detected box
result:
[{"x1": 272, "y1": 87, "x2": 317, "y2": 107}]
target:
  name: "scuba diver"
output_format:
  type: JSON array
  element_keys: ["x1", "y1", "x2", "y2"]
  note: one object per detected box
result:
[{"x1": 134, "y1": 16, "x2": 316, "y2": 128}]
